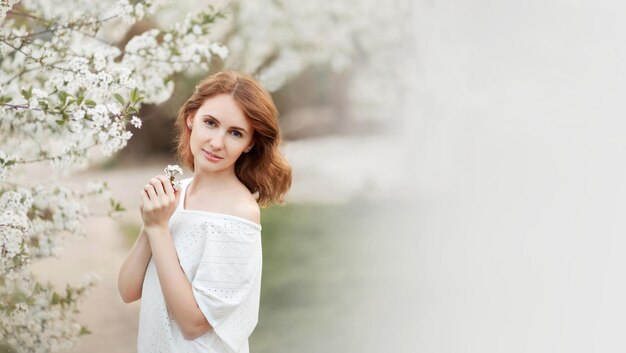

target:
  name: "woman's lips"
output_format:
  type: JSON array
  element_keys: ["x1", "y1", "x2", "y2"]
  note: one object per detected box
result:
[{"x1": 202, "y1": 149, "x2": 223, "y2": 162}]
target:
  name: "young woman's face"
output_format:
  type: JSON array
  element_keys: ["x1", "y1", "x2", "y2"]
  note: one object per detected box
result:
[{"x1": 186, "y1": 94, "x2": 254, "y2": 173}]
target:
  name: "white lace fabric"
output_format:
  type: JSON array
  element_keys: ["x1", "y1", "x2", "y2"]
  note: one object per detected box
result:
[{"x1": 137, "y1": 178, "x2": 263, "y2": 353}]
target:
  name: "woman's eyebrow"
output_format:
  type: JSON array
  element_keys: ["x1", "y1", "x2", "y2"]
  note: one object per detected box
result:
[{"x1": 201, "y1": 114, "x2": 248, "y2": 133}]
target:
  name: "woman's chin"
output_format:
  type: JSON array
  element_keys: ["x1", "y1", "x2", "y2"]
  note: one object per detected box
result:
[{"x1": 195, "y1": 158, "x2": 233, "y2": 173}]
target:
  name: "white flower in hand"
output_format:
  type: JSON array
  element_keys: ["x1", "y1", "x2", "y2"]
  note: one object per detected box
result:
[{"x1": 164, "y1": 164, "x2": 183, "y2": 190}]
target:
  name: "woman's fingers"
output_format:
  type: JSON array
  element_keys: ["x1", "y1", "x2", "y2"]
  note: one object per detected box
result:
[
  {"x1": 144, "y1": 183, "x2": 158, "y2": 204},
  {"x1": 150, "y1": 177, "x2": 166, "y2": 197},
  {"x1": 140, "y1": 175, "x2": 177, "y2": 227},
  {"x1": 157, "y1": 175, "x2": 175, "y2": 199},
  {"x1": 152, "y1": 176, "x2": 172, "y2": 205},
  {"x1": 144, "y1": 175, "x2": 177, "y2": 209},
  {"x1": 141, "y1": 188, "x2": 150, "y2": 207}
]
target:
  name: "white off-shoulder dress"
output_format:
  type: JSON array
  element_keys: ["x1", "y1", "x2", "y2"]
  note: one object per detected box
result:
[{"x1": 137, "y1": 177, "x2": 263, "y2": 353}]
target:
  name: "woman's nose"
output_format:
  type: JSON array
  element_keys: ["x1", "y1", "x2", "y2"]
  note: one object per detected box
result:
[{"x1": 209, "y1": 131, "x2": 225, "y2": 150}]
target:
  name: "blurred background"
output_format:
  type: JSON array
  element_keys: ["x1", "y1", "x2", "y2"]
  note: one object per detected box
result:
[
  {"x1": 403, "y1": 1, "x2": 626, "y2": 353},
  {"x1": 26, "y1": 0, "x2": 626, "y2": 352},
  {"x1": 29, "y1": 0, "x2": 418, "y2": 352}
]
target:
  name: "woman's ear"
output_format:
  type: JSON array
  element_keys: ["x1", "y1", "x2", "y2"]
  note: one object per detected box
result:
[
  {"x1": 244, "y1": 143, "x2": 254, "y2": 153},
  {"x1": 186, "y1": 115, "x2": 193, "y2": 129}
]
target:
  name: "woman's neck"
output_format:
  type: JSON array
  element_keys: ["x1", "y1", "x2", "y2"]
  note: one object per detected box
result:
[{"x1": 190, "y1": 167, "x2": 240, "y2": 193}]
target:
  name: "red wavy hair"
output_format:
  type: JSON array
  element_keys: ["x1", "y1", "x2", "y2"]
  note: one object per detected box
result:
[{"x1": 175, "y1": 71, "x2": 292, "y2": 206}]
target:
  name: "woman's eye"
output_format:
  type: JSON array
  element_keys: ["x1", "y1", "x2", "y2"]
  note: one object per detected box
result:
[
  {"x1": 231, "y1": 130, "x2": 242, "y2": 138},
  {"x1": 205, "y1": 119, "x2": 216, "y2": 127}
]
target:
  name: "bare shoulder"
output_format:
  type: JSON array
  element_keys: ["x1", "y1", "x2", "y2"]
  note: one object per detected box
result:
[
  {"x1": 231, "y1": 197, "x2": 261, "y2": 224},
  {"x1": 228, "y1": 184, "x2": 260, "y2": 224}
]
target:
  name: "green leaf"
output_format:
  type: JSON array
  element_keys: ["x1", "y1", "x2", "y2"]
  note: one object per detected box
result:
[
  {"x1": 66, "y1": 286, "x2": 73, "y2": 302},
  {"x1": 79, "y1": 326, "x2": 92, "y2": 336},
  {"x1": 113, "y1": 93, "x2": 125, "y2": 106},
  {"x1": 21, "y1": 87, "x2": 32, "y2": 100},
  {"x1": 109, "y1": 198, "x2": 126, "y2": 213},
  {"x1": 51, "y1": 292, "x2": 61, "y2": 305},
  {"x1": 85, "y1": 99, "x2": 97, "y2": 108},
  {"x1": 58, "y1": 91, "x2": 69, "y2": 105},
  {"x1": 55, "y1": 112, "x2": 69, "y2": 126},
  {"x1": 76, "y1": 87, "x2": 86, "y2": 106},
  {"x1": 130, "y1": 88, "x2": 140, "y2": 103}
]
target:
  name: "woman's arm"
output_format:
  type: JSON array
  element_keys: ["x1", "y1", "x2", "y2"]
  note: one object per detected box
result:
[
  {"x1": 146, "y1": 226, "x2": 213, "y2": 340},
  {"x1": 117, "y1": 225, "x2": 152, "y2": 303},
  {"x1": 140, "y1": 175, "x2": 212, "y2": 340}
]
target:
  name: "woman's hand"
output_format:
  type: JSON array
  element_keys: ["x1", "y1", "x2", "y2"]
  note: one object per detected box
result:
[{"x1": 140, "y1": 175, "x2": 181, "y2": 232}]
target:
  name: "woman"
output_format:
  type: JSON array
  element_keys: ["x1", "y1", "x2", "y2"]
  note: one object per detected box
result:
[{"x1": 117, "y1": 71, "x2": 292, "y2": 353}]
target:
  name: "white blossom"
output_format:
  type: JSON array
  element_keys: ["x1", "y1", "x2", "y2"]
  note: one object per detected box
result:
[
  {"x1": 151, "y1": 0, "x2": 411, "y2": 98},
  {"x1": 0, "y1": 1, "x2": 229, "y2": 351},
  {"x1": 130, "y1": 115, "x2": 142, "y2": 129},
  {"x1": 209, "y1": 42, "x2": 229, "y2": 60},
  {"x1": 164, "y1": 164, "x2": 183, "y2": 189}
]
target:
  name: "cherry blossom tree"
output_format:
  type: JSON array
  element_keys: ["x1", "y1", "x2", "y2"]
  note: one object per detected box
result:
[
  {"x1": 0, "y1": 0, "x2": 413, "y2": 351},
  {"x1": 0, "y1": 0, "x2": 228, "y2": 351},
  {"x1": 152, "y1": 0, "x2": 411, "y2": 89},
  {"x1": 212, "y1": 0, "x2": 414, "y2": 132},
  {"x1": 153, "y1": 0, "x2": 414, "y2": 121}
]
